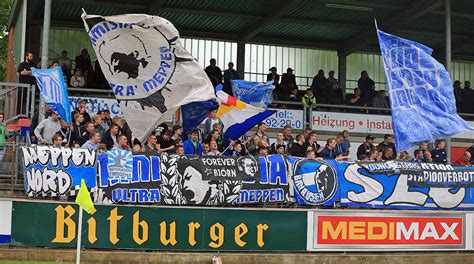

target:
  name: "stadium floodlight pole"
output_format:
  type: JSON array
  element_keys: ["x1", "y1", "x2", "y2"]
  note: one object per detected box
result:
[{"x1": 445, "y1": 0, "x2": 452, "y2": 164}]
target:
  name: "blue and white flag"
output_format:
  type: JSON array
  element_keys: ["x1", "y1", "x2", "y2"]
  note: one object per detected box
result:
[
  {"x1": 216, "y1": 90, "x2": 275, "y2": 141},
  {"x1": 32, "y1": 67, "x2": 71, "y2": 124},
  {"x1": 181, "y1": 99, "x2": 219, "y2": 140},
  {"x1": 231, "y1": 80, "x2": 274, "y2": 108},
  {"x1": 377, "y1": 29, "x2": 472, "y2": 151},
  {"x1": 82, "y1": 14, "x2": 216, "y2": 142}
]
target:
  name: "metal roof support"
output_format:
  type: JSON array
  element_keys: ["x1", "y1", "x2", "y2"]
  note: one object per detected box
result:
[
  {"x1": 237, "y1": 42, "x2": 245, "y2": 81},
  {"x1": 445, "y1": 0, "x2": 452, "y2": 164},
  {"x1": 337, "y1": 51, "x2": 347, "y2": 95},
  {"x1": 342, "y1": 0, "x2": 443, "y2": 56},
  {"x1": 41, "y1": 0, "x2": 51, "y2": 69},
  {"x1": 240, "y1": 0, "x2": 303, "y2": 42}
]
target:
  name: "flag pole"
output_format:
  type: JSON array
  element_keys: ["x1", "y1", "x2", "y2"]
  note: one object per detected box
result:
[
  {"x1": 445, "y1": 0, "x2": 452, "y2": 164},
  {"x1": 76, "y1": 207, "x2": 83, "y2": 264}
]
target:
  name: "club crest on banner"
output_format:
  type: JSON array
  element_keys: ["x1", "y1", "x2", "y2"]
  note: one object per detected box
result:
[
  {"x1": 292, "y1": 159, "x2": 337, "y2": 205},
  {"x1": 107, "y1": 150, "x2": 133, "y2": 186}
]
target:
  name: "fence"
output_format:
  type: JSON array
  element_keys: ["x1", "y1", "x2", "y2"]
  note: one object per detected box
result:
[{"x1": 0, "y1": 82, "x2": 35, "y2": 122}]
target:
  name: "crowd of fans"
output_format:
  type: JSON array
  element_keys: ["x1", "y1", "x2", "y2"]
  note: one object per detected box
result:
[
  {"x1": 16, "y1": 52, "x2": 474, "y2": 115},
  {"x1": 26, "y1": 99, "x2": 474, "y2": 167},
  {"x1": 17, "y1": 49, "x2": 108, "y2": 90}
]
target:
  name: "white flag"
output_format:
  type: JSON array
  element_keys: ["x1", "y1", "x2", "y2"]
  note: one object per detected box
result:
[{"x1": 82, "y1": 14, "x2": 215, "y2": 141}]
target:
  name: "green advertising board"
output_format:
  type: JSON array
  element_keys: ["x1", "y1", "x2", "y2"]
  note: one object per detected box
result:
[{"x1": 11, "y1": 201, "x2": 307, "y2": 251}]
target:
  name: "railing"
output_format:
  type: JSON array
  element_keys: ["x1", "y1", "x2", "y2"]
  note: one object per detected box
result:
[
  {"x1": 0, "y1": 140, "x2": 24, "y2": 197},
  {"x1": 0, "y1": 82, "x2": 35, "y2": 122}
]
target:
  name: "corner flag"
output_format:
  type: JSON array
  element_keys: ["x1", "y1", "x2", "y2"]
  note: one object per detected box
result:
[{"x1": 75, "y1": 179, "x2": 96, "y2": 214}]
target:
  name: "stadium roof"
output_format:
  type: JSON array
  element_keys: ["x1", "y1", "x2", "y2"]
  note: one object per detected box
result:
[{"x1": 9, "y1": 0, "x2": 474, "y2": 58}]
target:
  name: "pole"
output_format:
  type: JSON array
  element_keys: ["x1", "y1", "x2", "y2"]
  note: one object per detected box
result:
[
  {"x1": 38, "y1": 0, "x2": 52, "y2": 124},
  {"x1": 76, "y1": 207, "x2": 83, "y2": 264},
  {"x1": 41, "y1": 0, "x2": 52, "y2": 69},
  {"x1": 445, "y1": 0, "x2": 452, "y2": 164}
]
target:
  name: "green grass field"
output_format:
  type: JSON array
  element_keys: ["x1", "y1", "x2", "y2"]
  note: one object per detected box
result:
[{"x1": 0, "y1": 262, "x2": 74, "y2": 264}]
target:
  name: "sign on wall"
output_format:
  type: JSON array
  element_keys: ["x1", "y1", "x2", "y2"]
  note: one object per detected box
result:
[
  {"x1": 0, "y1": 200, "x2": 12, "y2": 244},
  {"x1": 11, "y1": 201, "x2": 307, "y2": 251},
  {"x1": 308, "y1": 211, "x2": 467, "y2": 251},
  {"x1": 69, "y1": 96, "x2": 123, "y2": 117},
  {"x1": 311, "y1": 110, "x2": 474, "y2": 139},
  {"x1": 264, "y1": 109, "x2": 303, "y2": 130}
]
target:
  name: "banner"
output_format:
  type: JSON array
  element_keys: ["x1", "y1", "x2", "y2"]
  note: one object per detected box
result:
[
  {"x1": 237, "y1": 155, "x2": 289, "y2": 204},
  {"x1": 97, "y1": 152, "x2": 290, "y2": 205},
  {"x1": 11, "y1": 201, "x2": 307, "y2": 251},
  {"x1": 377, "y1": 29, "x2": 471, "y2": 151},
  {"x1": 32, "y1": 67, "x2": 72, "y2": 123},
  {"x1": 69, "y1": 96, "x2": 122, "y2": 117},
  {"x1": 231, "y1": 80, "x2": 274, "y2": 108},
  {"x1": 339, "y1": 161, "x2": 474, "y2": 210},
  {"x1": 21, "y1": 146, "x2": 97, "y2": 197},
  {"x1": 288, "y1": 157, "x2": 339, "y2": 206},
  {"x1": 308, "y1": 211, "x2": 467, "y2": 251},
  {"x1": 82, "y1": 14, "x2": 216, "y2": 142}
]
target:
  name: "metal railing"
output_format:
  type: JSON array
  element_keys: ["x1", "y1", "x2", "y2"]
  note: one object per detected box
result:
[
  {"x1": 0, "y1": 82, "x2": 35, "y2": 122},
  {"x1": 0, "y1": 140, "x2": 24, "y2": 197}
]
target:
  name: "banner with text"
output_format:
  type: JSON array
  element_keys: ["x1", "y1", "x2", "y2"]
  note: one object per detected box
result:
[
  {"x1": 311, "y1": 111, "x2": 474, "y2": 139},
  {"x1": 339, "y1": 161, "x2": 474, "y2": 210},
  {"x1": 21, "y1": 146, "x2": 97, "y2": 197},
  {"x1": 97, "y1": 152, "x2": 290, "y2": 205},
  {"x1": 11, "y1": 201, "x2": 307, "y2": 251}
]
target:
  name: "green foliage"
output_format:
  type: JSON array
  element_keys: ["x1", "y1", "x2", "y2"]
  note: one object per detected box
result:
[{"x1": 0, "y1": 0, "x2": 13, "y2": 81}]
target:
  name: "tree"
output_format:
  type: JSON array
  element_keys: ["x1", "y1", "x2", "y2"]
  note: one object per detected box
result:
[{"x1": 0, "y1": 0, "x2": 13, "y2": 81}]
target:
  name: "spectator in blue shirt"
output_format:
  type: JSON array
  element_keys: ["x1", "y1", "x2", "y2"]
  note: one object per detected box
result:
[
  {"x1": 184, "y1": 129, "x2": 202, "y2": 156},
  {"x1": 411, "y1": 149, "x2": 424, "y2": 162},
  {"x1": 335, "y1": 133, "x2": 348, "y2": 155},
  {"x1": 321, "y1": 138, "x2": 337, "y2": 159}
]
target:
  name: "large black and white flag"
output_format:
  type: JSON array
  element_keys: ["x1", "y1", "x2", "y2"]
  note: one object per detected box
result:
[{"x1": 81, "y1": 14, "x2": 216, "y2": 141}]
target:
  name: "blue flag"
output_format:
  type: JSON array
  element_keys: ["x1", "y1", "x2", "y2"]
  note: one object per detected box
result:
[
  {"x1": 32, "y1": 67, "x2": 72, "y2": 124},
  {"x1": 376, "y1": 29, "x2": 472, "y2": 151},
  {"x1": 181, "y1": 99, "x2": 219, "y2": 140},
  {"x1": 231, "y1": 80, "x2": 274, "y2": 108}
]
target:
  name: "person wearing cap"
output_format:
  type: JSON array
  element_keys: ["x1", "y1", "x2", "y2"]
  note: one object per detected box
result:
[
  {"x1": 71, "y1": 98, "x2": 91, "y2": 125},
  {"x1": 280, "y1": 68, "x2": 297, "y2": 100},
  {"x1": 378, "y1": 134, "x2": 397, "y2": 158},
  {"x1": 258, "y1": 144, "x2": 269, "y2": 157},
  {"x1": 34, "y1": 111, "x2": 61, "y2": 145},
  {"x1": 266, "y1": 67, "x2": 280, "y2": 86},
  {"x1": 357, "y1": 135, "x2": 375, "y2": 160}
]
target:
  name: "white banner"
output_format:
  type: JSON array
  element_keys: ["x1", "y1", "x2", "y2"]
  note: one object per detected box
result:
[
  {"x1": 264, "y1": 109, "x2": 303, "y2": 130},
  {"x1": 311, "y1": 111, "x2": 474, "y2": 139}
]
